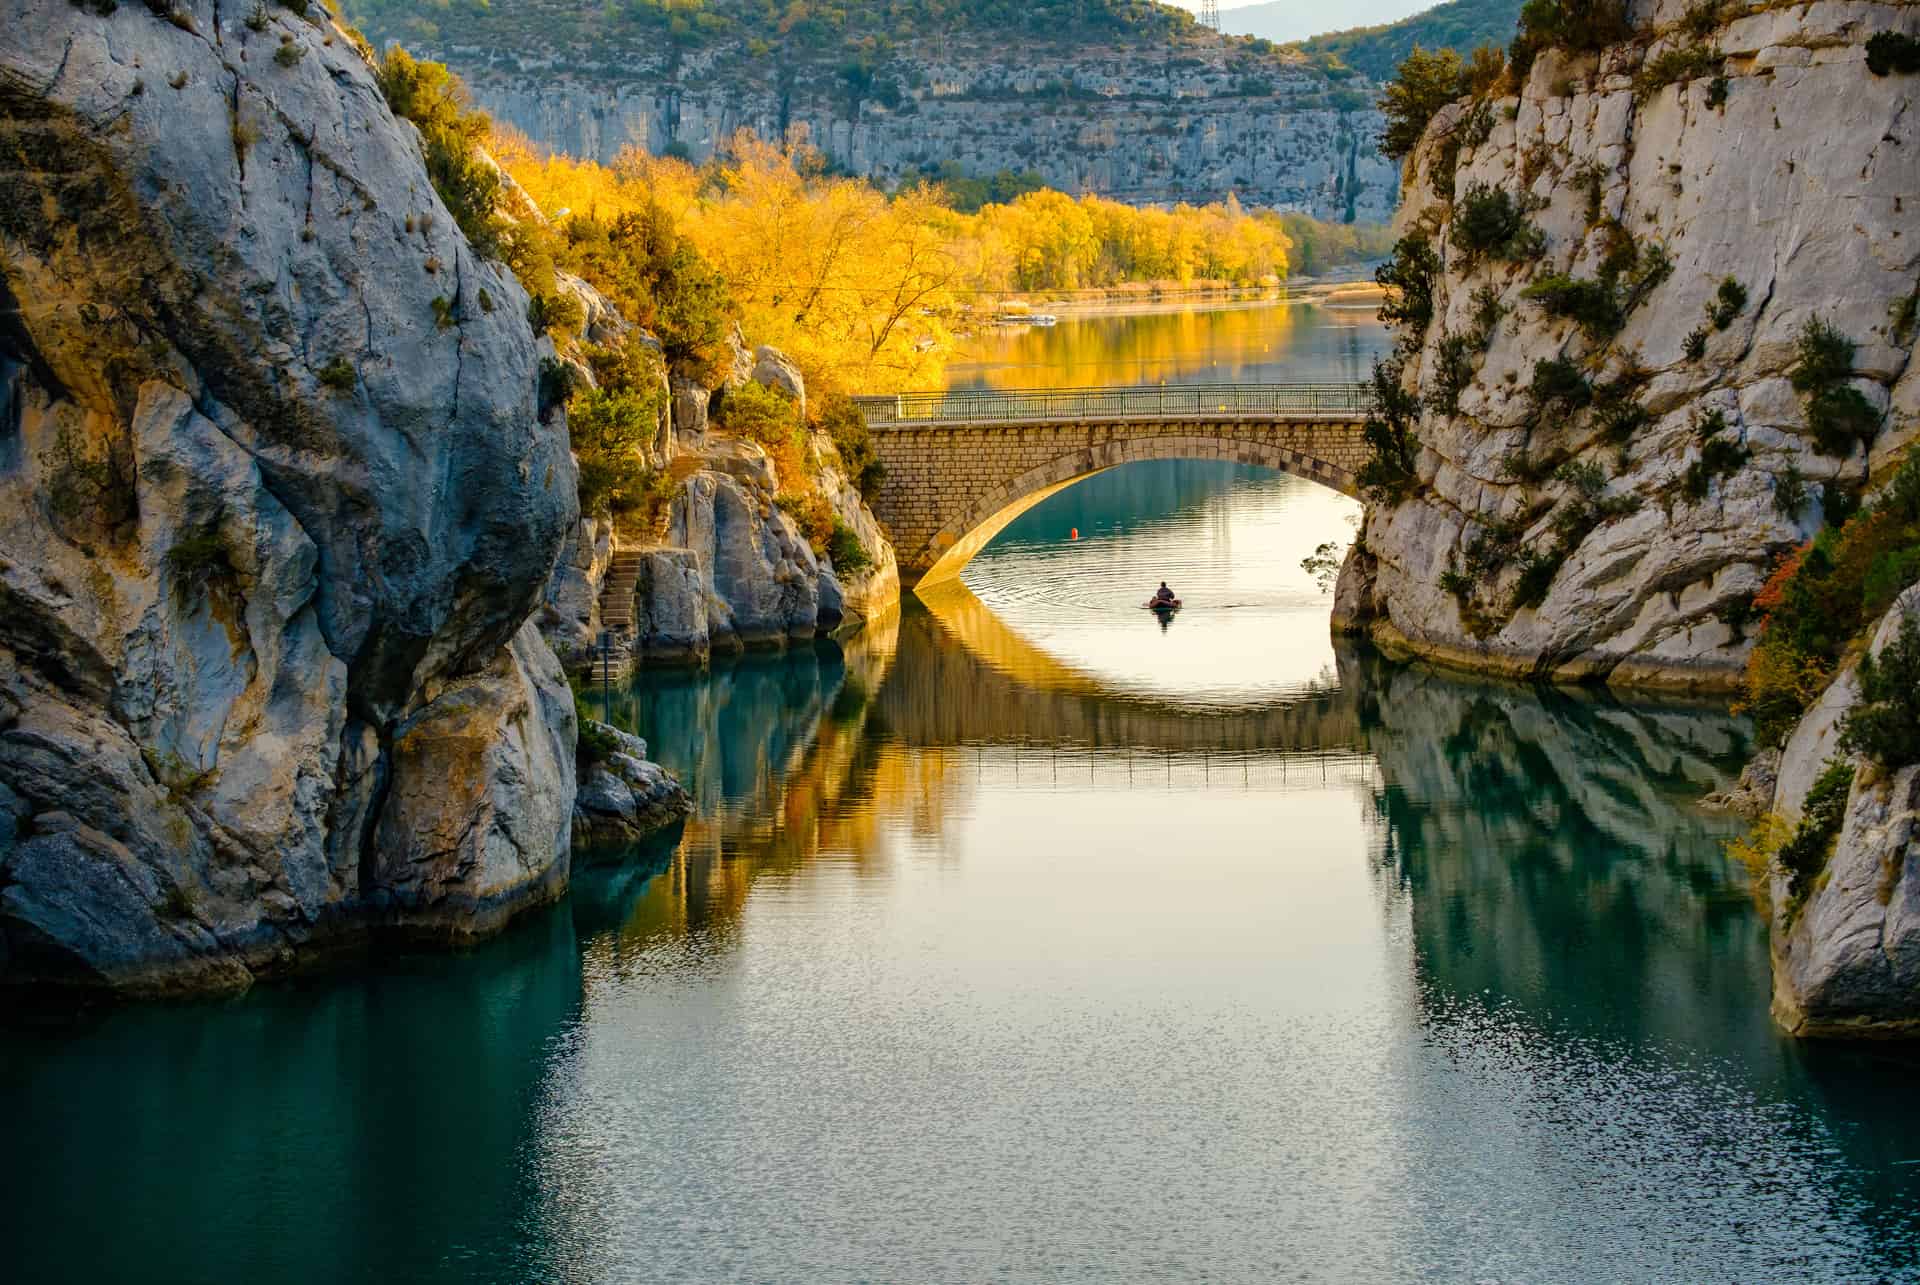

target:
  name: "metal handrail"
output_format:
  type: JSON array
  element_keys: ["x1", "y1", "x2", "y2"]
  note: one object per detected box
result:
[{"x1": 851, "y1": 383, "x2": 1372, "y2": 427}]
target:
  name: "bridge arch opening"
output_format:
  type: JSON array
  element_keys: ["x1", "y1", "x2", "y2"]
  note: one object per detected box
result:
[
  {"x1": 856, "y1": 382, "x2": 1372, "y2": 588},
  {"x1": 905, "y1": 435, "x2": 1360, "y2": 588}
]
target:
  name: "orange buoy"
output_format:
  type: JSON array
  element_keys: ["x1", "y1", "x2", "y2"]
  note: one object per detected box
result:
[{"x1": 1070, "y1": 527, "x2": 1079, "y2": 540}]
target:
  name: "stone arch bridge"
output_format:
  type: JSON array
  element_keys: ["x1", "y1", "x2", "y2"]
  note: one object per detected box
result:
[{"x1": 852, "y1": 384, "x2": 1371, "y2": 586}]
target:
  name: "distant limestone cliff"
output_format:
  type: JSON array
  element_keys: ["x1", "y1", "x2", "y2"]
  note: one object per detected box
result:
[{"x1": 340, "y1": 0, "x2": 1401, "y2": 221}]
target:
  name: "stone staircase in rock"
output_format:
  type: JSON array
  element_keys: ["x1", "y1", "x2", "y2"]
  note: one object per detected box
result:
[
  {"x1": 585, "y1": 462, "x2": 702, "y2": 682},
  {"x1": 598, "y1": 549, "x2": 646, "y2": 636},
  {"x1": 582, "y1": 548, "x2": 647, "y2": 684}
]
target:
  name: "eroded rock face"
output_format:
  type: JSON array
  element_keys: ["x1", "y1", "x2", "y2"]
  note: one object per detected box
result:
[
  {"x1": 1770, "y1": 587, "x2": 1920, "y2": 1037},
  {"x1": 817, "y1": 455, "x2": 901, "y2": 628},
  {"x1": 598, "y1": 343, "x2": 898, "y2": 664},
  {"x1": 541, "y1": 515, "x2": 615, "y2": 658},
  {"x1": 635, "y1": 547, "x2": 710, "y2": 663},
  {"x1": 0, "y1": 2, "x2": 578, "y2": 993},
  {"x1": 671, "y1": 459, "x2": 824, "y2": 649},
  {"x1": 571, "y1": 722, "x2": 693, "y2": 851},
  {"x1": 1337, "y1": 1, "x2": 1919, "y2": 693},
  {"x1": 385, "y1": 36, "x2": 1399, "y2": 223}
]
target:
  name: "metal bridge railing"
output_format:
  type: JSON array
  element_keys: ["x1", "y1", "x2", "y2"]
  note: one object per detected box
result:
[{"x1": 851, "y1": 383, "x2": 1372, "y2": 428}]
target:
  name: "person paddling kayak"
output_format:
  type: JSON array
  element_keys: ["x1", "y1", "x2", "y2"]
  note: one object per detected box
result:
[{"x1": 1145, "y1": 582, "x2": 1180, "y2": 610}]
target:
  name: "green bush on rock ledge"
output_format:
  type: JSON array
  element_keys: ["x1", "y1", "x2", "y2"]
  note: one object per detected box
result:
[
  {"x1": 1527, "y1": 356, "x2": 1592, "y2": 412},
  {"x1": 1376, "y1": 235, "x2": 1441, "y2": 348},
  {"x1": 1509, "y1": 0, "x2": 1633, "y2": 80},
  {"x1": 1357, "y1": 355, "x2": 1423, "y2": 504},
  {"x1": 1791, "y1": 318, "x2": 1881, "y2": 457},
  {"x1": 827, "y1": 518, "x2": 874, "y2": 576},
  {"x1": 1450, "y1": 185, "x2": 1543, "y2": 268},
  {"x1": 1865, "y1": 32, "x2": 1920, "y2": 77},
  {"x1": 1778, "y1": 758, "x2": 1854, "y2": 906},
  {"x1": 1839, "y1": 612, "x2": 1920, "y2": 769},
  {"x1": 1739, "y1": 445, "x2": 1920, "y2": 744}
]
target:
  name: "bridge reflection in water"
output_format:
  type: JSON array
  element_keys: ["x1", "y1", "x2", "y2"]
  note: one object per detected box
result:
[{"x1": 584, "y1": 580, "x2": 1760, "y2": 1033}]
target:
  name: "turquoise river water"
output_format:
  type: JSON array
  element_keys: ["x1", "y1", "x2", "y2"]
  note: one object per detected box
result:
[
  {"x1": 4, "y1": 459, "x2": 1919, "y2": 1283},
  {"x1": 4, "y1": 304, "x2": 1919, "y2": 1281}
]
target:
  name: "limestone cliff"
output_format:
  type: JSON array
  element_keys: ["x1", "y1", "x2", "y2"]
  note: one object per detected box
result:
[
  {"x1": 345, "y1": 7, "x2": 1398, "y2": 221},
  {"x1": 616, "y1": 345, "x2": 900, "y2": 668},
  {"x1": 0, "y1": 1, "x2": 583, "y2": 993},
  {"x1": 520, "y1": 264, "x2": 899, "y2": 670},
  {"x1": 1767, "y1": 585, "x2": 1919, "y2": 1037},
  {"x1": 1335, "y1": 0, "x2": 1919, "y2": 692}
]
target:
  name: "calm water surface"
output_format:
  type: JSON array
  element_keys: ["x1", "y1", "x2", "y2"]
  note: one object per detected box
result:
[
  {"x1": 945, "y1": 297, "x2": 1390, "y2": 391},
  {"x1": 6, "y1": 460, "x2": 1920, "y2": 1283}
]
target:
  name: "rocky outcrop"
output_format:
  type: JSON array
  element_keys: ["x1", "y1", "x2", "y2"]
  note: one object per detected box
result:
[
  {"x1": 816, "y1": 450, "x2": 901, "y2": 626},
  {"x1": 363, "y1": 23, "x2": 1397, "y2": 222},
  {"x1": 539, "y1": 514, "x2": 615, "y2": 656},
  {"x1": 589, "y1": 346, "x2": 899, "y2": 666},
  {"x1": 0, "y1": 2, "x2": 586, "y2": 993},
  {"x1": 571, "y1": 722, "x2": 692, "y2": 851},
  {"x1": 1769, "y1": 586, "x2": 1920, "y2": 1037},
  {"x1": 1336, "y1": 0, "x2": 1919, "y2": 693},
  {"x1": 646, "y1": 433, "x2": 898, "y2": 654},
  {"x1": 669, "y1": 452, "x2": 826, "y2": 649}
]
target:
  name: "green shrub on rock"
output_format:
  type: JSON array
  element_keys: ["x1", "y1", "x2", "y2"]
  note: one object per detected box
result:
[
  {"x1": 816, "y1": 391, "x2": 885, "y2": 501},
  {"x1": 1634, "y1": 45, "x2": 1721, "y2": 97},
  {"x1": 1681, "y1": 436, "x2": 1750, "y2": 503},
  {"x1": 1509, "y1": 0, "x2": 1633, "y2": 80},
  {"x1": 718, "y1": 379, "x2": 801, "y2": 449},
  {"x1": 1523, "y1": 273, "x2": 1622, "y2": 337},
  {"x1": 1778, "y1": 758, "x2": 1854, "y2": 904},
  {"x1": 559, "y1": 209, "x2": 734, "y2": 382},
  {"x1": 1807, "y1": 386, "x2": 1882, "y2": 457},
  {"x1": 1378, "y1": 46, "x2": 1468, "y2": 160},
  {"x1": 1865, "y1": 32, "x2": 1920, "y2": 77},
  {"x1": 1376, "y1": 234, "x2": 1441, "y2": 347},
  {"x1": 1792, "y1": 318, "x2": 1855, "y2": 390},
  {"x1": 1840, "y1": 612, "x2": 1920, "y2": 769},
  {"x1": 1425, "y1": 333, "x2": 1477, "y2": 416},
  {"x1": 1791, "y1": 318, "x2": 1880, "y2": 456},
  {"x1": 315, "y1": 356, "x2": 356, "y2": 392},
  {"x1": 1707, "y1": 277, "x2": 1746, "y2": 330},
  {"x1": 1450, "y1": 184, "x2": 1542, "y2": 267},
  {"x1": 1527, "y1": 356, "x2": 1592, "y2": 412},
  {"x1": 1357, "y1": 356, "x2": 1423, "y2": 503},
  {"x1": 569, "y1": 385, "x2": 661, "y2": 516},
  {"x1": 827, "y1": 517, "x2": 874, "y2": 576},
  {"x1": 566, "y1": 340, "x2": 669, "y2": 517},
  {"x1": 528, "y1": 291, "x2": 585, "y2": 338},
  {"x1": 376, "y1": 49, "x2": 504, "y2": 260}
]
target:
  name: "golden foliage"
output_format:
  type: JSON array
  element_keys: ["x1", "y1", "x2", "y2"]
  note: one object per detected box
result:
[
  {"x1": 1725, "y1": 813, "x2": 1791, "y2": 900},
  {"x1": 494, "y1": 131, "x2": 1298, "y2": 393}
]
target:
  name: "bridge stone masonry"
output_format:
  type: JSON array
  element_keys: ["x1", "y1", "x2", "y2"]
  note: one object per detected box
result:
[{"x1": 852, "y1": 384, "x2": 1373, "y2": 585}]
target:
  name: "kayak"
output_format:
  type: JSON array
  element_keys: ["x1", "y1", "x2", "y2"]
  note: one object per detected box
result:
[{"x1": 1142, "y1": 598, "x2": 1182, "y2": 610}]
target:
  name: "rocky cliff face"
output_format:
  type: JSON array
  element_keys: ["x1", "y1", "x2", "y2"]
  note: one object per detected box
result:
[
  {"x1": 372, "y1": 32, "x2": 1398, "y2": 221},
  {"x1": 1768, "y1": 586, "x2": 1919, "y2": 1037},
  {"x1": 631, "y1": 387, "x2": 899, "y2": 664},
  {"x1": 0, "y1": 1, "x2": 582, "y2": 993},
  {"x1": 1336, "y1": 0, "x2": 1919, "y2": 692}
]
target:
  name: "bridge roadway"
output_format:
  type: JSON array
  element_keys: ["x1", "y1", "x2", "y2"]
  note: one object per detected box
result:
[{"x1": 851, "y1": 383, "x2": 1373, "y2": 587}]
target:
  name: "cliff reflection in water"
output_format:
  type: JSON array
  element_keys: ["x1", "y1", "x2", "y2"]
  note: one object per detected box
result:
[
  {"x1": 13, "y1": 587, "x2": 1920, "y2": 1284},
  {"x1": 582, "y1": 589, "x2": 1762, "y2": 1030},
  {"x1": 1355, "y1": 659, "x2": 1762, "y2": 1048}
]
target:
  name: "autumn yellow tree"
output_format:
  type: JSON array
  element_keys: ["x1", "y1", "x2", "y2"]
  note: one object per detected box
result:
[{"x1": 491, "y1": 127, "x2": 1311, "y2": 392}]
